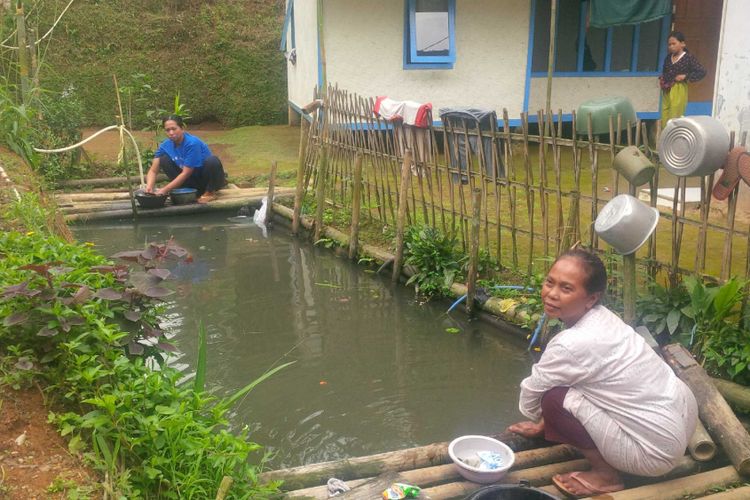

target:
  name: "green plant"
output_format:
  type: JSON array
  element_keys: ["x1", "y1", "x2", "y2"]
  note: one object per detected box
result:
[
  {"x1": 636, "y1": 280, "x2": 694, "y2": 344},
  {"x1": 404, "y1": 225, "x2": 465, "y2": 298},
  {"x1": 0, "y1": 231, "x2": 285, "y2": 498},
  {"x1": 3, "y1": 192, "x2": 57, "y2": 237},
  {"x1": 33, "y1": 87, "x2": 85, "y2": 184}
]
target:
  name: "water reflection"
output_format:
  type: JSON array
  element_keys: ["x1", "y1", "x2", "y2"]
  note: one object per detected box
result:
[{"x1": 74, "y1": 213, "x2": 531, "y2": 468}]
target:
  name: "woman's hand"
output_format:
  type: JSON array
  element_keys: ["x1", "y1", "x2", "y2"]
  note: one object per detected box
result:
[
  {"x1": 675, "y1": 74, "x2": 687, "y2": 82},
  {"x1": 507, "y1": 420, "x2": 545, "y2": 438}
]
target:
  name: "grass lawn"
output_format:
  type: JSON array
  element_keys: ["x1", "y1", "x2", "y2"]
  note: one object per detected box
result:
[{"x1": 81, "y1": 124, "x2": 301, "y2": 186}]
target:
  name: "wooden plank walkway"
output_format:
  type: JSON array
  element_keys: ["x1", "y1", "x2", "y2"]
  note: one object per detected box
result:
[
  {"x1": 260, "y1": 429, "x2": 742, "y2": 499},
  {"x1": 55, "y1": 187, "x2": 295, "y2": 222}
]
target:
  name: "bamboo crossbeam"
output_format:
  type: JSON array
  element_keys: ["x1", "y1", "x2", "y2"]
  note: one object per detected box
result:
[
  {"x1": 286, "y1": 444, "x2": 579, "y2": 499},
  {"x1": 260, "y1": 430, "x2": 544, "y2": 491}
]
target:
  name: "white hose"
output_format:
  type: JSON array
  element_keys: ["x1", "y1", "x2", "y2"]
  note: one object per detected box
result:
[{"x1": 33, "y1": 124, "x2": 146, "y2": 186}]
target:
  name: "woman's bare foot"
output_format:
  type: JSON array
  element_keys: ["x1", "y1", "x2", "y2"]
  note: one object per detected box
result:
[
  {"x1": 507, "y1": 420, "x2": 545, "y2": 438},
  {"x1": 553, "y1": 446, "x2": 623, "y2": 496}
]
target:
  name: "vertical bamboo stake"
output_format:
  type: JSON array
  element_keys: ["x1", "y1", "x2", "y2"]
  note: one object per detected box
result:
[
  {"x1": 15, "y1": 1, "x2": 30, "y2": 100},
  {"x1": 392, "y1": 149, "x2": 413, "y2": 282},
  {"x1": 314, "y1": 147, "x2": 328, "y2": 242},
  {"x1": 622, "y1": 252, "x2": 637, "y2": 325},
  {"x1": 503, "y1": 109, "x2": 519, "y2": 269},
  {"x1": 292, "y1": 119, "x2": 311, "y2": 235},
  {"x1": 349, "y1": 153, "x2": 363, "y2": 260},
  {"x1": 215, "y1": 476, "x2": 234, "y2": 500},
  {"x1": 721, "y1": 132, "x2": 738, "y2": 279},
  {"x1": 587, "y1": 113, "x2": 598, "y2": 248},
  {"x1": 466, "y1": 188, "x2": 482, "y2": 316},
  {"x1": 537, "y1": 110, "x2": 549, "y2": 259},
  {"x1": 521, "y1": 113, "x2": 535, "y2": 276},
  {"x1": 317, "y1": 0, "x2": 327, "y2": 90},
  {"x1": 264, "y1": 161, "x2": 277, "y2": 227}
]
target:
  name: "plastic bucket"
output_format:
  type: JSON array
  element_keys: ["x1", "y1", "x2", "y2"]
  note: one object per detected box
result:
[
  {"x1": 465, "y1": 484, "x2": 558, "y2": 500},
  {"x1": 658, "y1": 116, "x2": 730, "y2": 177},
  {"x1": 613, "y1": 146, "x2": 655, "y2": 187}
]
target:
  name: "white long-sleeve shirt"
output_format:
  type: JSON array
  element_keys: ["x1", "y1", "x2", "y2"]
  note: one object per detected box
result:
[{"x1": 519, "y1": 305, "x2": 698, "y2": 476}]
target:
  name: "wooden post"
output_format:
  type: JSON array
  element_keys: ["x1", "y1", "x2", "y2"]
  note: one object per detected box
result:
[
  {"x1": 292, "y1": 119, "x2": 311, "y2": 235},
  {"x1": 15, "y1": 1, "x2": 30, "y2": 100},
  {"x1": 215, "y1": 476, "x2": 234, "y2": 500},
  {"x1": 349, "y1": 153, "x2": 363, "y2": 260},
  {"x1": 662, "y1": 343, "x2": 750, "y2": 476},
  {"x1": 264, "y1": 161, "x2": 277, "y2": 227},
  {"x1": 466, "y1": 188, "x2": 482, "y2": 316},
  {"x1": 313, "y1": 147, "x2": 328, "y2": 242},
  {"x1": 392, "y1": 149, "x2": 413, "y2": 283}
]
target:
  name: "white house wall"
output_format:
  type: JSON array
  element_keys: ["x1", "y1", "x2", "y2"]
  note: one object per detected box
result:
[
  {"x1": 322, "y1": 0, "x2": 529, "y2": 116},
  {"x1": 714, "y1": 0, "x2": 750, "y2": 135},
  {"x1": 285, "y1": 0, "x2": 319, "y2": 112},
  {"x1": 528, "y1": 77, "x2": 660, "y2": 115}
]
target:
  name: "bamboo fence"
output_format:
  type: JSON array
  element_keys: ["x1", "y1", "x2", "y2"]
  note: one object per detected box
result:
[{"x1": 296, "y1": 85, "x2": 750, "y2": 289}]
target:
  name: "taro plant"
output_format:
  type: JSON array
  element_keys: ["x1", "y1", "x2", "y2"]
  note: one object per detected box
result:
[
  {"x1": 404, "y1": 225, "x2": 466, "y2": 298},
  {"x1": 636, "y1": 280, "x2": 694, "y2": 345},
  {"x1": 0, "y1": 231, "x2": 286, "y2": 497}
]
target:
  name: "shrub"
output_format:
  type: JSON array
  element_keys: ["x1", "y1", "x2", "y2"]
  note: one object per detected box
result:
[{"x1": 404, "y1": 225, "x2": 466, "y2": 298}]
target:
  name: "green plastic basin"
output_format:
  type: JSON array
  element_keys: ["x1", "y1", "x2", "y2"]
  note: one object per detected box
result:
[{"x1": 575, "y1": 96, "x2": 636, "y2": 136}]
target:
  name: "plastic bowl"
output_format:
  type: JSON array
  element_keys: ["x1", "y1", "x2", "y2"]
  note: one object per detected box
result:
[
  {"x1": 134, "y1": 191, "x2": 167, "y2": 209},
  {"x1": 594, "y1": 194, "x2": 659, "y2": 255},
  {"x1": 170, "y1": 187, "x2": 198, "y2": 205},
  {"x1": 448, "y1": 435, "x2": 515, "y2": 484}
]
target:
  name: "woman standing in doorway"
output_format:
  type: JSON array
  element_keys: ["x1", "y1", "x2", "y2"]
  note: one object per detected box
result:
[{"x1": 660, "y1": 31, "x2": 706, "y2": 127}]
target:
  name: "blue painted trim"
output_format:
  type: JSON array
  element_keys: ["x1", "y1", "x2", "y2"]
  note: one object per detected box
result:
[
  {"x1": 403, "y1": 62, "x2": 454, "y2": 70},
  {"x1": 523, "y1": 0, "x2": 536, "y2": 113},
  {"x1": 279, "y1": 0, "x2": 294, "y2": 51},
  {"x1": 604, "y1": 27, "x2": 613, "y2": 72},
  {"x1": 576, "y1": 5, "x2": 586, "y2": 71},
  {"x1": 288, "y1": 100, "x2": 314, "y2": 123},
  {"x1": 657, "y1": 14, "x2": 671, "y2": 71},
  {"x1": 685, "y1": 102, "x2": 712, "y2": 116},
  {"x1": 630, "y1": 24, "x2": 640, "y2": 72},
  {"x1": 531, "y1": 71, "x2": 659, "y2": 78},
  {"x1": 405, "y1": 0, "x2": 456, "y2": 65}
]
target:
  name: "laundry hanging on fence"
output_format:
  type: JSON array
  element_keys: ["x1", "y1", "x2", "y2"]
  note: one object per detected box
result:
[
  {"x1": 439, "y1": 107, "x2": 504, "y2": 183},
  {"x1": 374, "y1": 96, "x2": 432, "y2": 128}
]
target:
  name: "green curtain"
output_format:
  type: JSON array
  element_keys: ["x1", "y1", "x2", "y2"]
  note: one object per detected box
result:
[{"x1": 589, "y1": 0, "x2": 671, "y2": 28}]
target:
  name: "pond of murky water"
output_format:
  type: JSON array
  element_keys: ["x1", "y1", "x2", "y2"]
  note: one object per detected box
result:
[{"x1": 74, "y1": 212, "x2": 531, "y2": 468}]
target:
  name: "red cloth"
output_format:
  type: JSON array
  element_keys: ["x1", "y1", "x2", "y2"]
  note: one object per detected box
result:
[
  {"x1": 541, "y1": 386, "x2": 597, "y2": 450},
  {"x1": 373, "y1": 96, "x2": 432, "y2": 128}
]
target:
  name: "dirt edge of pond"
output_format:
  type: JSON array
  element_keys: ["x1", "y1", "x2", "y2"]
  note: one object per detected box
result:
[{"x1": 0, "y1": 386, "x2": 97, "y2": 499}]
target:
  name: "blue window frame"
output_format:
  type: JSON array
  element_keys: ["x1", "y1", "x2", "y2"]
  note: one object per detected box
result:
[
  {"x1": 280, "y1": 0, "x2": 295, "y2": 52},
  {"x1": 404, "y1": 0, "x2": 456, "y2": 69},
  {"x1": 531, "y1": 0, "x2": 670, "y2": 77}
]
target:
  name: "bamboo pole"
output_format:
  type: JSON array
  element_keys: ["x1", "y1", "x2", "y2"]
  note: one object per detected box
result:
[
  {"x1": 662, "y1": 344, "x2": 750, "y2": 475},
  {"x1": 521, "y1": 113, "x2": 535, "y2": 275},
  {"x1": 537, "y1": 110, "x2": 550, "y2": 259},
  {"x1": 15, "y1": 1, "x2": 29, "y2": 100},
  {"x1": 466, "y1": 188, "x2": 482, "y2": 316},
  {"x1": 313, "y1": 147, "x2": 328, "y2": 243},
  {"x1": 503, "y1": 109, "x2": 519, "y2": 269},
  {"x1": 392, "y1": 149, "x2": 413, "y2": 283},
  {"x1": 689, "y1": 422, "x2": 717, "y2": 462},
  {"x1": 595, "y1": 465, "x2": 740, "y2": 500},
  {"x1": 349, "y1": 153, "x2": 363, "y2": 260},
  {"x1": 721, "y1": 132, "x2": 738, "y2": 279},
  {"x1": 287, "y1": 444, "x2": 579, "y2": 499},
  {"x1": 292, "y1": 119, "x2": 311, "y2": 235},
  {"x1": 712, "y1": 377, "x2": 750, "y2": 413},
  {"x1": 215, "y1": 476, "x2": 234, "y2": 500},
  {"x1": 422, "y1": 458, "x2": 590, "y2": 499},
  {"x1": 261, "y1": 430, "x2": 543, "y2": 491},
  {"x1": 700, "y1": 485, "x2": 750, "y2": 499},
  {"x1": 264, "y1": 161, "x2": 277, "y2": 227}
]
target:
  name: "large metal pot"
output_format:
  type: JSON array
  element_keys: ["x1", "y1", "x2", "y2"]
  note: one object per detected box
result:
[
  {"x1": 659, "y1": 116, "x2": 730, "y2": 177},
  {"x1": 594, "y1": 194, "x2": 659, "y2": 255}
]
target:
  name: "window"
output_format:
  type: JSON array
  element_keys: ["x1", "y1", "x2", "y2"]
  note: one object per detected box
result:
[
  {"x1": 280, "y1": 0, "x2": 295, "y2": 52},
  {"x1": 404, "y1": 0, "x2": 456, "y2": 69},
  {"x1": 531, "y1": 0, "x2": 670, "y2": 75}
]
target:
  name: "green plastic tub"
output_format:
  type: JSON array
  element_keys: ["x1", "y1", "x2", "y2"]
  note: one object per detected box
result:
[{"x1": 575, "y1": 96, "x2": 636, "y2": 136}]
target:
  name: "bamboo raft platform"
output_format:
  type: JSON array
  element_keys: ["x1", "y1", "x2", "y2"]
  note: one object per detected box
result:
[
  {"x1": 262, "y1": 432, "x2": 744, "y2": 499},
  {"x1": 257, "y1": 341, "x2": 750, "y2": 500},
  {"x1": 55, "y1": 186, "x2": 295, "y2": 222}
]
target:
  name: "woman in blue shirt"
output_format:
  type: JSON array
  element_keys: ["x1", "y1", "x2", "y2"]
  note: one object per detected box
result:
[{"x1": 145, "y1": 115, "x2": 226, "y2": 203}]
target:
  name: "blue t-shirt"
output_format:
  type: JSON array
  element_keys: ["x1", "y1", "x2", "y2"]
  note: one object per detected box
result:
[{"x1": 154, "y1": 132, "x2": 212, "y2": 169}]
